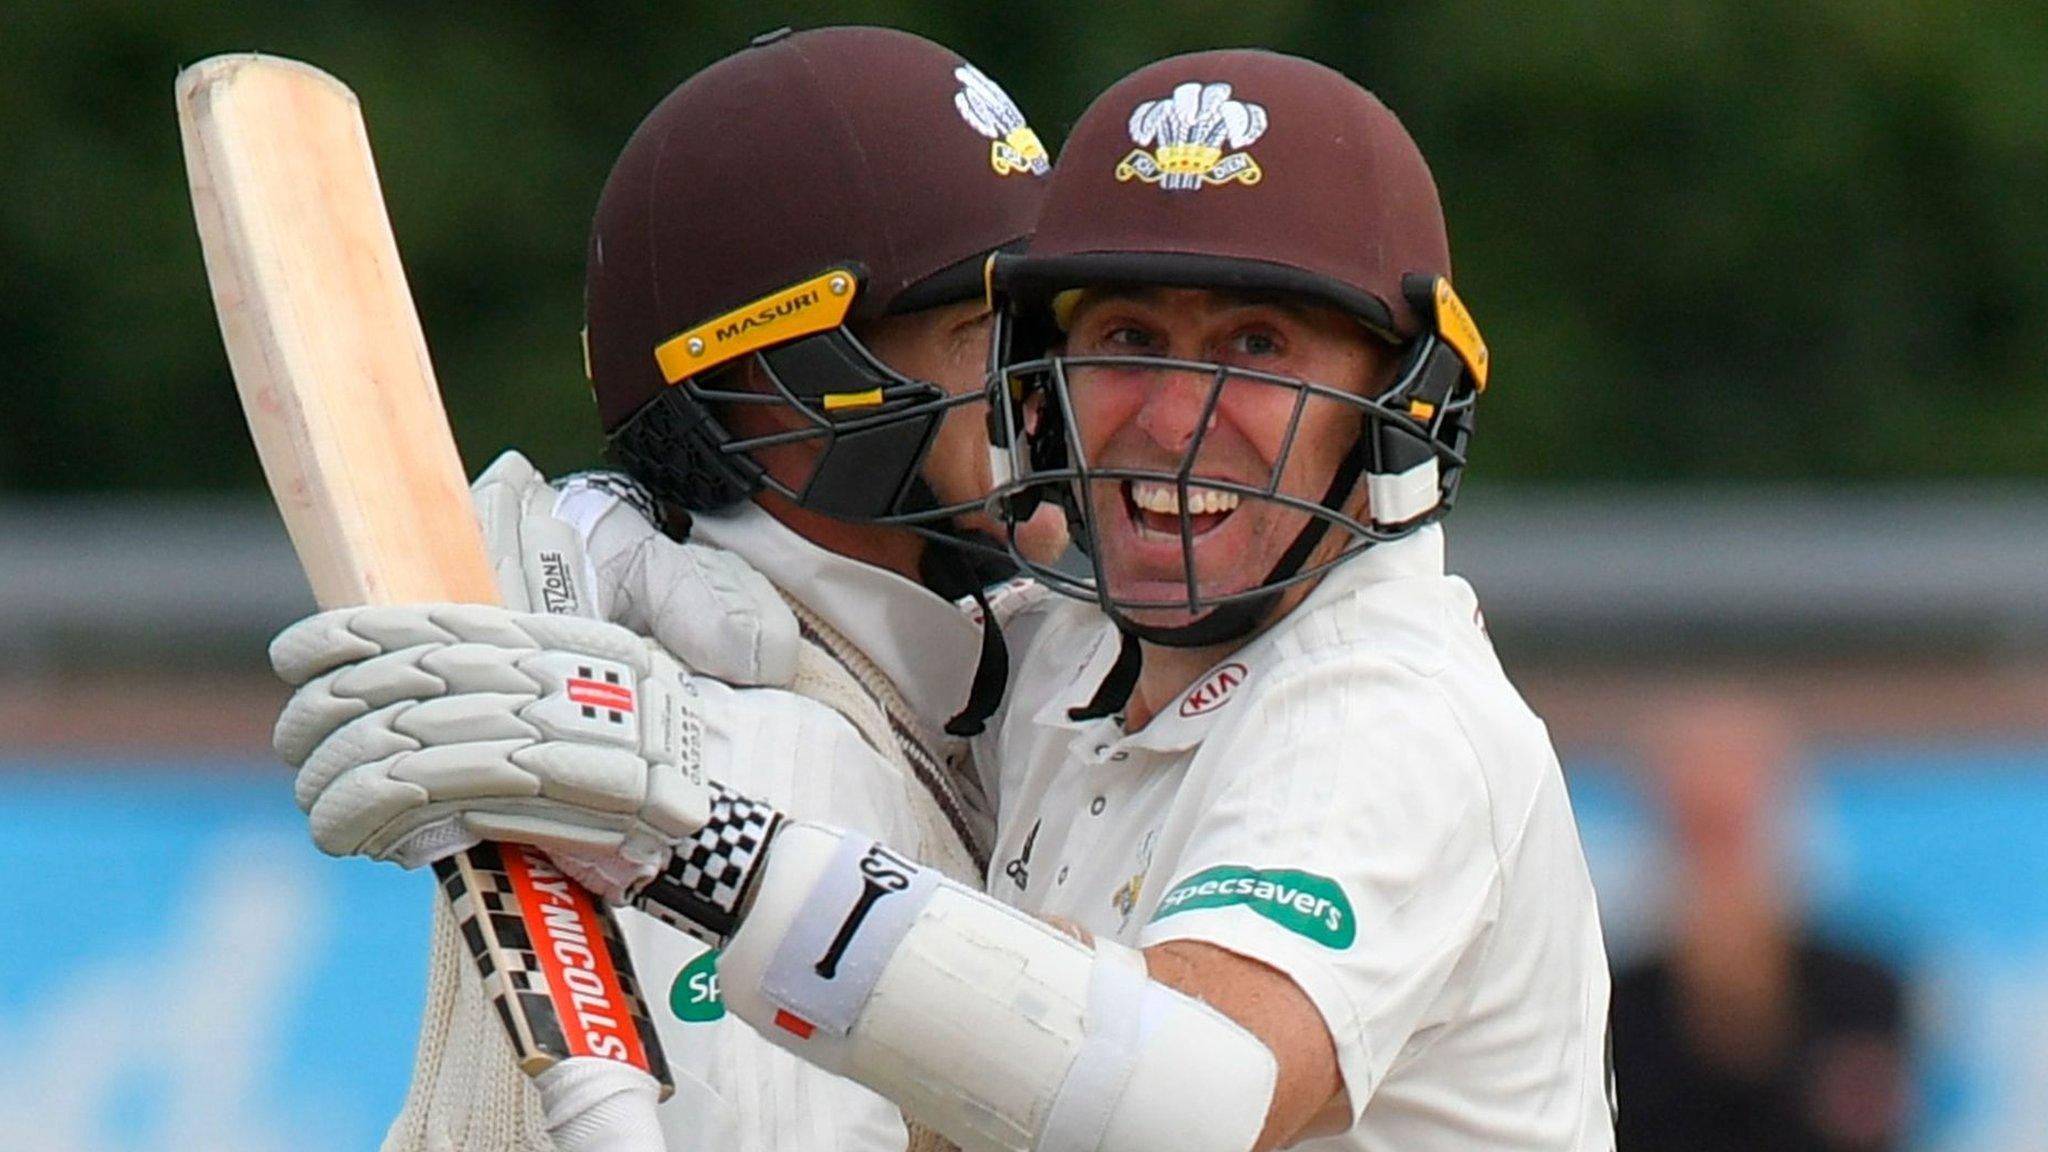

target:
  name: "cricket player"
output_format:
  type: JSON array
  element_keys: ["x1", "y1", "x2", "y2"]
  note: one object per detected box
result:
[
  {"x1": 275, "y1": 48, "x2": 1615, "y2": 1152},
  {"x1": 332, "y1": 25, "x2": 1058, "y2": 1152},
  {"x1": 968, "y1": 49, "x2": 1617, "y2": 1150}
]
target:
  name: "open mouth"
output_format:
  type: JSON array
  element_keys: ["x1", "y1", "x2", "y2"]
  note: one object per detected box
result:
[{"x1": 1124, "y1": 479, "x2": 1243, "y2": 539}]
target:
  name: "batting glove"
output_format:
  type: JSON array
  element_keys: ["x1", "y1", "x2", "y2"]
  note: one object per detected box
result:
[
  {"x1": 271, "y1": 602, "x2": 721, "y2": 894},
  {"x1": 470, "y1": 450, "x2": 799, "y2": 687}
]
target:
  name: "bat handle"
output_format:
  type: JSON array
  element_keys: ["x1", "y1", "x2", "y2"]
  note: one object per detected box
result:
[{"x1": 435, "y1": 843, "x2": 674, "y2": 1096}]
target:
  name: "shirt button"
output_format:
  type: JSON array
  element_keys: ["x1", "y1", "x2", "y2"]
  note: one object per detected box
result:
[
  {"x1": 1057, "y1": 865, "x2": 1070, "y2": 884},
  {"x1": 1093, "y1": 744, "x2": 1110, "y2": 757},
  {"x1": 1110, "y1": 751, "x2": 1129, "y2": 762},
  {"x1": 1089, "y1": 796, "x2": 1106, "y2": 815}
]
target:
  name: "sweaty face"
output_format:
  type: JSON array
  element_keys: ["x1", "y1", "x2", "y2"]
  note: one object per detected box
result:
[
  {"x1": 1058, "y1": 286, "x2": 1388, "y2": 629},
  {"x1": 861, "y1": 299, "x2": 1068, "y2": 564}
]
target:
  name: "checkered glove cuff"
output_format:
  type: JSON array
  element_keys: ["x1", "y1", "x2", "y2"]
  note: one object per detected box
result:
[{"x1": 633, "y1": 788, "x2": 784, "y2": 946}]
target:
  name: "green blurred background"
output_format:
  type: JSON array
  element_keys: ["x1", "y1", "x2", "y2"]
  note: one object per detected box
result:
[
  {"x1": 5, "y1": 0, "x2": 2046, "y2": 492},
  {"x1": 5, "y1": 7, "x2": 2048, "y2": 1151}
]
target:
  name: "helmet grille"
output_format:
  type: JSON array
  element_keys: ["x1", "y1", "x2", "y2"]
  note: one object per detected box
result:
[{"x1": 605, "y1": 385, "x2": 762, "y2": 511}]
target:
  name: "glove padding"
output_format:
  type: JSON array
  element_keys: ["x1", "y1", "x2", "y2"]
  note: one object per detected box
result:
[
  {"x1": 471, "y1": 451, "x2": 799, "y2": 687},
  {"x1": 272, "y1": 602, "x2": 715, "y2": 892}
]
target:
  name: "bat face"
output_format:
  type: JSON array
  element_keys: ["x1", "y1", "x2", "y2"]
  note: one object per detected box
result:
[
  {"x1": 177, "y1": 54, "x2": 495, "y2": 610},
  {"x1": 177, "y1": 53, "x2": 670, "y2": 1096}
]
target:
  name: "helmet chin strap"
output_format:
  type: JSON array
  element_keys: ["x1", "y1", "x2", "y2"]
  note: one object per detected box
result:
[
  {"x1": 900, "y1": 475, "x2": 1014, "y2": 737},
  {"x1": 901, "y1": 475, "x2": 1020, "y2": 598}
]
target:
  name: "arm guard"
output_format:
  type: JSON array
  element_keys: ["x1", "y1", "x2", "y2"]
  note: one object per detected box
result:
[{"x1": 635, "y1": 819, "x2": 1277, "y2": 1152}]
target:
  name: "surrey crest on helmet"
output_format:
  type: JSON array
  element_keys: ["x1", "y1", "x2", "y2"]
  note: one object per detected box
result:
[
  {"x1": 953, "y1": 64, "x2": 1049, "y2": 177},
  {"x1": 1116, "y1": 81, "x2": 1267, "y2": 190}
]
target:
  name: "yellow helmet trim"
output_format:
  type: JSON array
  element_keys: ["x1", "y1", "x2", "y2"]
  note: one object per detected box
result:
[
  {"x1": 1431, "y1": 278, "x2": 1489, "y2": 391},
  {"x1": 654, "y1": 267, "x2": 860, "y2": 384},
  {"x1": 821, "y1": 388, "x2": 885, "y2": 412},
  {"x1": 1050, "y1": 288, "x2": 1085, "y2": 331}
]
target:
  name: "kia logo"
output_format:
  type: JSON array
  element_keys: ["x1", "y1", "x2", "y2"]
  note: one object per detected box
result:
[{"x1": 1178, "y1": 662, "x2": 1249, "y2": 717}]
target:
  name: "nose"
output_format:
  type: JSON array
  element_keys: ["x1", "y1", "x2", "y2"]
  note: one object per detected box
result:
[{"x1": 1131, "y1": 369, "x2": 1220, "y2": 457}]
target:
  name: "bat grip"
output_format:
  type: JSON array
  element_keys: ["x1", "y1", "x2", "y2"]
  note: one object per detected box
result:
[{"x1": 435, "y1": 843, "x2": 674, "y2": 1097}]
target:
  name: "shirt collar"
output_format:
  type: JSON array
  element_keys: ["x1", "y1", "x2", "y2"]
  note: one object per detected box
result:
[
  {"x1": 687, "y1": 502, "x2": 984, "y2": 729},
  {"x1": 1039, "y1": 525, "x2": 1449, "y2": 754}
]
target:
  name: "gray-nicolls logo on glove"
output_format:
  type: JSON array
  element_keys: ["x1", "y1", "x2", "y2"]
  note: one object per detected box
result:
[{"x1": 270, "y1": 602, "x2": 717, "y2": 895}]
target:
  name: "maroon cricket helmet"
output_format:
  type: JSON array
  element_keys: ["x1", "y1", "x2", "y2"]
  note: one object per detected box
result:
[
  {"x1": 589, "y1": 26, "x2": 1048, "y2": 523},
  {"x1": 987, "y1": 49, "x2": 1490, "y2": 654},
  {"x1": 995, "y1": 49, "x2": 1456, "y2": 342}
]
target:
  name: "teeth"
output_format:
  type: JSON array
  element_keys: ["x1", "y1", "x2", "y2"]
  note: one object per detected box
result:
[
  {"x1": 1130, "y1": 482, "x2": 1179, "y2": 514},
  {"x1": 1132, "y1": 483, "x2": 1178, "y2": 514},
  {"x1": 1128, "y1": 482, "x2": 1242, "y2": 516}
]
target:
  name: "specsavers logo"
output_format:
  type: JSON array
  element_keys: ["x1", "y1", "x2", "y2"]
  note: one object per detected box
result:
[
  {"x1": 1118, "y1": 81, "x2": 1267, "y2": 191},
  {"x1": 670, "y1": 949, "x2": 724, "y2": 1023},
  {"x1": 953, "y1": 64, "x2": 1049, "y2": 176},
  {"x1": 1151, "y1": 865, "x2": 1355, "y2": 949}
]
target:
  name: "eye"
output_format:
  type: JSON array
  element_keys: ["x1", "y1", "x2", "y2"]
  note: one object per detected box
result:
[
  {"x1": 1228, "y1": 328, "x2": 1283, "y2": 357},
  {"x1": 1103, "y1": 324, "x2": 1156, "y2": 351},
  {"x1": 1071, "y1": 321, "x2": 1160, "y2": 357}
]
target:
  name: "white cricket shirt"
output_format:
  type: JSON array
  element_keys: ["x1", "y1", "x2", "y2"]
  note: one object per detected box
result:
[
  {"x1": 623, "y1": 501, "x2": 988, "y2": 1152},
  {"x1": 981, "y1": 527, "x2": 1616, "y2": 1151}
]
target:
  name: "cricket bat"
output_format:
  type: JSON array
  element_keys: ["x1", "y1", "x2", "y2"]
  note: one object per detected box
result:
[{"x1": 176, "y1": 53, "x2": 671, "y2": 1099}]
